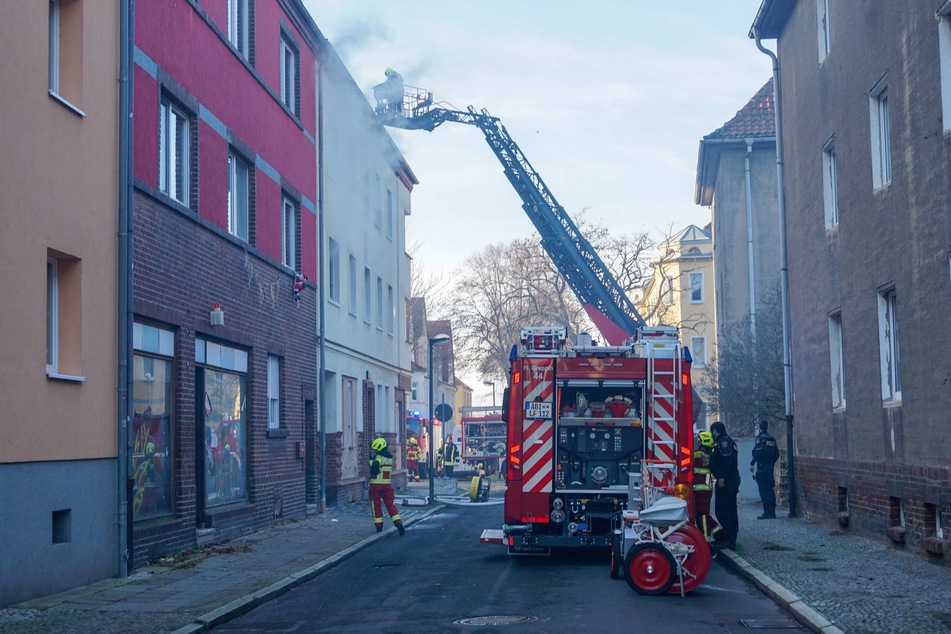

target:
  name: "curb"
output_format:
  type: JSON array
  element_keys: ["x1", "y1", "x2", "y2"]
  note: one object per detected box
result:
[
  {"x1": 169, "y1": 506, "x2": 443, "y2": 634},
  {"x1": 717, "y1": 549, "x2": 846, "y2": 634}
]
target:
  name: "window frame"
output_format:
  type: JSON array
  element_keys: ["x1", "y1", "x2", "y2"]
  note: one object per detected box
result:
[
  {"x1": 279, "y1": 31, "x2": 299, "y2": 116},
  {"x1": 386, "y1": 188, "x2": 394, "y2": 239},
  {"x1": 869, "y1": 80, "x2": 891, "y2": 190},
  {"x1": 939, "y1": 6, "x2": 951, "y2": 134},
  {"x1": 690, "y1": 336, "x2": 706, "y2": 369},
  {"x1": 47, "y1": 258, "x2": 59, "y2": 374},
  {"x1": 877, "y1": 288, "x2": 901, "y2": 402},
  {"x1": 228, "y1": 152, "x2": 250, "y2": 241},
  {"x1": 267, "y1": 354, "x2": 281, "y2": 430},
  {"x1": 688, "y1": 271, "x2": 704, "y2": 303},
  {"x1": 348, "y1": 254, "x2": 358, "y2": 315},
  {"x1": 817, "y1": 0, "x2": 831, "y2": 62},
  {"x1": 159, "y1": 97, "x2": 192, "y2": 206},
  {"x1": 281, "y1": 195, "x2": 298, "y2": 269},
  {"x1": 374, "y1": 174, "x2": 382, "y2": 228},
  {"x1": 822, "y1": 136, "x2": 839, "y2": 228},
  {"x1": 227, "y1": 0, "x2": 250, "y2": 59},
  {"x1": 387, "y1": 284, "x2": 395, "y2": 334},
  {"x1": 328, "y1": 237, "x2": 340, "y2": 304},
  {"x1": 829, "y1": 312, "x2": 846, "y2": 409},
  {"x1": 364, "y1": 266, "x2": 372, "y2": 323},
  {"x1": 376, "y1": 276, "x2": 384, "y2": 329}
]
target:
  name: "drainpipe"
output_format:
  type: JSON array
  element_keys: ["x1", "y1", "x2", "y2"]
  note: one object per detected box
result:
[
  {"x1": 744, "y1": 139, "x2": 757, "y2": 339},
  {"x1": 317, "y1": 62, "x2": 327, "y2": 515},
  {"x1": 117, "y1": 0, "x2": 135, "y2": 575},
  {"x1": 754, "y1": 28, "x2": 797, "y2": 518}
]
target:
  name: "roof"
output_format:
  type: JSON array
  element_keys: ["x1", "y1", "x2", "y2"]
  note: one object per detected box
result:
[
  {"x1": 749, "y1": 0, "x2": 797, "y2": 40},
  {"x1": 694, "y1": 79, "x2": 776, "y2": 206}
]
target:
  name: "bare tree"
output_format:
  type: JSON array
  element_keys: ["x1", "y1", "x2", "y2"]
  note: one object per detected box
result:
[{"x1": 697, "y1": 285, "x2": 785, "y2": 438}]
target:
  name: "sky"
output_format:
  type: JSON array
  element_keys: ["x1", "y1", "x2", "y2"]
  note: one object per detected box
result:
[{"x1": 302, "y1": 1, "x2": 772, "y2": 404}]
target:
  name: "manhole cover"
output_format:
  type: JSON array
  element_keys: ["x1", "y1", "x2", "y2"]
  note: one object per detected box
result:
[
  {"x1": 454, "y1": 615, "x2": 538, "y2": 626},
  {"x1": 740, "y1": 617, "x2": 802, "y2": 629}
]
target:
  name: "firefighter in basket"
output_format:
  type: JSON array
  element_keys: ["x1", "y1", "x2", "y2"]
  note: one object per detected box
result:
[
  {"x1": 406, "y1": 437, "x2": 421, "y2": 482},
  {"x1": 693, "y1": 431, "x2": 722, "y2": 543},
  {"x1": 368, "y1": 438, "x2": 405, "y2": 535}
]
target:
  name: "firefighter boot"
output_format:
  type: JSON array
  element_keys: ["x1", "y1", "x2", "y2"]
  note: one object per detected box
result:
[
  {"x1": 376, "y1": 525, "x2": 383, "y2": 533},
  {"x1": 396, "y1": 521, "x2": 405, "y2": 536}
]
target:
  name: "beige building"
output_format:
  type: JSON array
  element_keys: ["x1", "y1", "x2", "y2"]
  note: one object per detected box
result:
[
  {"x1": 0, "y1": 1, "x2": 122, "y2": 605},
  {"x1": 639, "y1": 225, "x2": 715, "y2": 427}
]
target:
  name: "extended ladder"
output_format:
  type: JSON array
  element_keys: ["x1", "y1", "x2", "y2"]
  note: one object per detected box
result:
[{"x1": 641, "y1": 327, "x2": 682, "y2": 509}]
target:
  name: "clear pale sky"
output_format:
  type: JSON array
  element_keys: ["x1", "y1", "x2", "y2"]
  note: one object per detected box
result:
[{"x1": 303, "y1": 1, "x2": 772, "y2": 403}]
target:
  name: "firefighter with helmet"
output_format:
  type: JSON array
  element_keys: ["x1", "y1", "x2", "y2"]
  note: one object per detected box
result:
[
  {"x1": 441, "y1": 437, "x2": 460, "y2": 478},
  {"x1": 693, "y1": 431, "x2": 722, "y2": 543},
  {"x1": 406, "y1": 437, "x2": 421, "y2": 482},
  {"x1": 369, "y1": 437, "x2": 405, "y2": 535}
]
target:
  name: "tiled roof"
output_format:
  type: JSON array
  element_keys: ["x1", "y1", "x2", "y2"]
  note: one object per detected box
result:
[{"x1": 704, "y1": 78, "x2": 775, "y2": 140}]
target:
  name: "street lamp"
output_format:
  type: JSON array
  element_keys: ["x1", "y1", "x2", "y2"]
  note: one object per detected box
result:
[
  {"x1": 428, "y1": 333, "x2": 451, "y2": 504},
  {"x1": 483, "y1": 379, "x2": 496, "y2": 408}
]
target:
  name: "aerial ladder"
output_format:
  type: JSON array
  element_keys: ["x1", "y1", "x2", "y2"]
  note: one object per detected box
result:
[{"x1": 373, "y1": 84, "x2": 645, "y2": 345}]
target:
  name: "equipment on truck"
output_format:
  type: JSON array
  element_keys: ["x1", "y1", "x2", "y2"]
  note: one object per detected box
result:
[
  {"x1": 374, "y1": 87, "x2": 643, "y2": 345},
  {"x1": 458, "y1": 406, "x2": 507, "y2": 477},
  {"x1": 477, "y1": 325, "x2": 709, "y2": 595}
]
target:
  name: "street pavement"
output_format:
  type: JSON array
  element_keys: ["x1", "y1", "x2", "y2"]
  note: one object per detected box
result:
[{"x1": 1, "y1": 479, "x2": 948, "y2": 634}]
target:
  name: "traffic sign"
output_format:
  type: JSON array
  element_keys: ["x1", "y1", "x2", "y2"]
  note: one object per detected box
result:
[{"x1": 434, "y1": 403, "x2": 454, "y2": 423}]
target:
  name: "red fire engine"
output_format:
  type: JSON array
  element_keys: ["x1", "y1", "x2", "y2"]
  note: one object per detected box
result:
[{"x1": 481, "y1": 326, "x2": 710, "y2": 594}]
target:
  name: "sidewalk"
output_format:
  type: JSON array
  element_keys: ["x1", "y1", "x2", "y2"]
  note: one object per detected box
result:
[
  {"x1": 0, "y1": 478, "x2": 463, "y2": 634},
  {"x1": 2, "y1": 485, "x2": 948, "y2": 634},
  {"x1": 720, "y1": 500, "x2": 951, "y2": 634}
]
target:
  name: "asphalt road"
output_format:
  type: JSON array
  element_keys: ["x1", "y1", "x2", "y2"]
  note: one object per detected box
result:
[{"x1": 216, "y1": 503, "x2": 806, "y2": 633}]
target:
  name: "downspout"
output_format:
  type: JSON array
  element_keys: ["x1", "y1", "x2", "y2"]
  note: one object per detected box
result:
[
  {"x1": 117, "y1": 0, "x2": 135, "y2": 576},
  {"x1": 317, "y1": 62, "x2": 327, "y2": 515},
  {"x1": 754, "y1": 28, "x2": 797, "y2": 518},
  {"x1": 744, "y1": 139, "x2": 757, "y2": 338}
]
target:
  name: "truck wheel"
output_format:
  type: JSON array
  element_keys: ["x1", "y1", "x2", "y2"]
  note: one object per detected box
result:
[
  {"x1": 624, "y1": 543, "x2": 675, "y2": 595},
  {"x1": 664, "y1": 523, "x2": 711, "y2": 595},
  {"x1": 610, "y1": 532, "x2": 623, "y2": 579}
]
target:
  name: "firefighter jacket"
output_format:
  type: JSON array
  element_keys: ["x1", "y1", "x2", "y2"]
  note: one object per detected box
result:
[
  {"x1": 693, "y1": 446, "x2": 713, "y2": 491},
  {"x1": 751, "y1": 431, "x2": 779, "y2": 473},
  {"x1": 442, "y1": 442, "x2": 460, "y2": 466},
  {"x1": 406, "y1": 444, "x2": 421, "y2": 463},
  {"x1": 369, "y1": 449, "x2": 394, "y2": 485},
  {"x1": 710, "y1": 433, "x2": 740, "y2": 483}
]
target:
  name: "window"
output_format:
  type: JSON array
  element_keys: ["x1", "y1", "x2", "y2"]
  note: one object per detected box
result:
[
  {"x1": 822, "y1": 137, "x2": 839, "y2": 228},
  {"x1": 387, "y1": 284, "x2": 395, "y2": 334},
  {"x1": 364, "y1": 266, "x2": 372, "y2": 322},
  {"x1": 47, "y1": 252, "x2": 83, "y2": 380},
  {"x1": 386, "y1": 188, "x2": 394, "y2": 239},
  {"x1": 376, "y1": 276, "x2": 384, "y2": 328},
  {"x1": 328, "y1": 238, "x2": 340, "y2": 303},
  {"x1": 280, "y1": 33, "x2": 298, "y2": 116},
  {"x1": 195, "y1": 339, "x2": 249, "y2": 507},
  {"x1": 869, "y1": 81, "x2": 891, "y2": 189},
  {"x1": 829, "y1": 313, "x2": 845, "y2": 408},
  {"x1": 281, "y1": 195, "x2": 297, "y2": 269},
  {"x1": 228, "y1": 153, "x2": 250, "y2": 241},
  {"x1": 817, "y1": 0, "x2": 831, "y2": 61},
  {"x1": 132, "y1": 323, "x2": 175, "y2": 520},
  {"x1": 939, "y1": 9, "x2": 951, "y2": 134},
  {"x1": 877, "y1": 288, "x2": 901, "y2": 401},
  {"x1": 160, "y1": 98, "x2": 191, "y2": 205},
  {"x1": 227, "y1": 0, "x2": 249, "y2": 58},
  {"x1": 690, "y1": 336, "x2": 706, "y2": 368},
  {"x1": 375, "y1": 174, "x2": 382, "y2": 228},
  {"x1": 688, "y1": 272, "x2": 704, "y2": 303},
  {"x1": 48, "y1": 0, "x2": 84, "y2": 112},
  {"x1": 342, "y1": 377, "x2": 357, "y2": 448},
  {"x1": 348, "y1": 254, "x2": 358, "y2": 314},
  {"x1": 268, "y1": 355, "x2": 280, "y2": 430}
]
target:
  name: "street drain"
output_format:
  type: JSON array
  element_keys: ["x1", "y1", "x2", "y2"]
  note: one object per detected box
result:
[
  {"x1": 739, "y1": 617, "x2": 801, "y2": 629},
  {"x1": 454, "y1": 615, "x2": 538, "y2": 626}
]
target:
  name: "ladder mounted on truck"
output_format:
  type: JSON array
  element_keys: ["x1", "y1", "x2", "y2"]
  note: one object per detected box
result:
[{"x1": 374, "y1": 86, "x2": 645, "y2": 344}]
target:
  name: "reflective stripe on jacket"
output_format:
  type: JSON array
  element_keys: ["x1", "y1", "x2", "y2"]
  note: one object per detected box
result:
[{"x1": 369, "y1": 455, "x2": 393, "y2": 485}]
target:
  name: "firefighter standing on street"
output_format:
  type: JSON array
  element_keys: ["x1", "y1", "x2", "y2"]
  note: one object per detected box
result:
[
  {"x1": 750, "y1": 420, "x2": 780, "y2": 519},
  {"x1": 709, "y1": 421, "x2": 740, "y2": 550},
  {"x1": 368, "y1": 438, "x2": 405, "y2": 535},
  {"x1": 441, "y1": 438, "x2": 460, "y2": 478},
  {"x1": 406, "y1": 437, "x2": 421, "y2": 482},
  {"x1": 693, "y1": 431, "x2": 722, "y2": 543}
]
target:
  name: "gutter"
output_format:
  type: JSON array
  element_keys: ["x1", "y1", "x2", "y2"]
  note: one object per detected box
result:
[{"x1": 753, "y1": 27, "x2": 797, "y2": 518}]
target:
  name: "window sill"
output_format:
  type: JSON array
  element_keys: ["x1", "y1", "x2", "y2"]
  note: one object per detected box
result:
[
  {"x1": 47, "y1": 371, "x2": 86, "y2": 383},
  {"x1": 328, "y1": 298, "x2": 341, "y2": 307},
  {"x1": 882, "y1": 397, "x2": 902, "y2": 408},
  {"x1": 49, "y1": 91, "x2": 86, "y2": 118},
  {"x1": 266, "y1": 428, "x2": 289, "y2": 439}
]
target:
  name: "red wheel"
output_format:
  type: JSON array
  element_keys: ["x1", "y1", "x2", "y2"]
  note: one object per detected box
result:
[
  {"x1": 624, "y1": 543, "x2": 676, "y2": 595},
  {"x1": 610, "y1": 531, "x2": 623, "y2": 579},
  {"x1": 664, "y1": 523, "x2": 711, "y2": 594}
]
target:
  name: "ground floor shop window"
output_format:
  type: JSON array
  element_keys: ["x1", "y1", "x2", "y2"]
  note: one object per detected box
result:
[
  {"x1": 132, "y1": 323, "x2": 175, "y2": 520},
  {"x1": 196, "y1": 339, "x2": 248, "y2": 508}
]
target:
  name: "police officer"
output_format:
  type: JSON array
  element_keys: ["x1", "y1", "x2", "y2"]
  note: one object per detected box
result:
[
  {"x1": 750, "y1": 420, "x2": 780, "y2": 519},
  {"x1": 709, "y1": 421, "x2": 740, "y2": 550},
  {"x1": 368, "y1": 438, "x2": 405, "y2": 535}
]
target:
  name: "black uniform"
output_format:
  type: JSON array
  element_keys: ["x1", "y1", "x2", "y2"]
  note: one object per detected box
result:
[
  {"x1": 710, "y1": 432, "x2": 740, "y2": 547},
  {"x1": 751, "y1": 430, "x2": 780, "y2": 518}
]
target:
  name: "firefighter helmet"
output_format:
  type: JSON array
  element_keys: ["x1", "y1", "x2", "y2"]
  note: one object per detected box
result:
[
  {"x1": 371, "y1": 437, "x2": 387, "y2": 451},
  {"x1": 698, "y1": 431, "x2": 714, "y2": 447},
  {"x1": 385, "y1": 67, "x2": 394, "y2": 76},
  {"x1": 409, "y1": 437, "x2": 418, "y2": 445}
]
